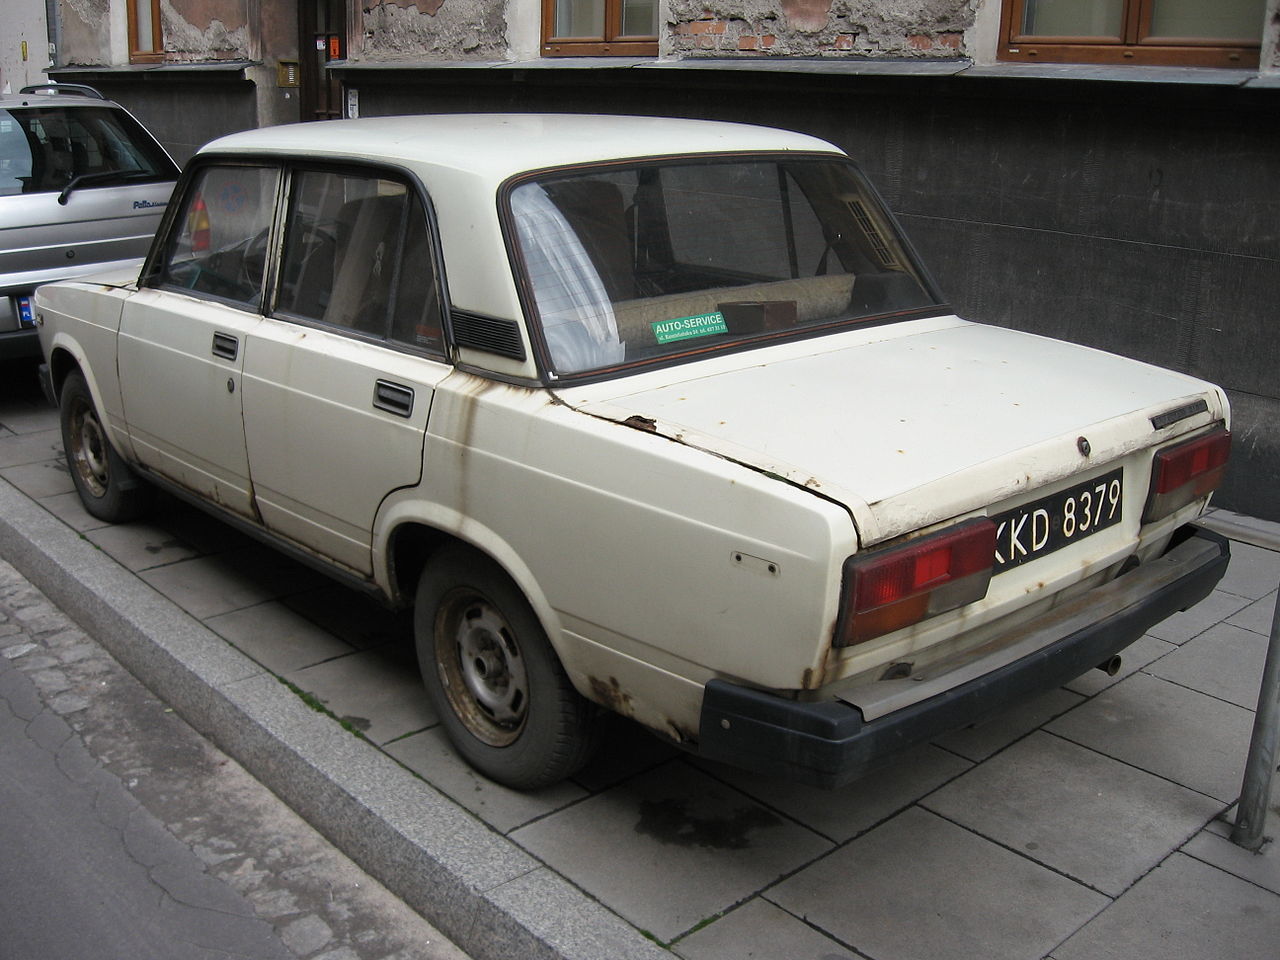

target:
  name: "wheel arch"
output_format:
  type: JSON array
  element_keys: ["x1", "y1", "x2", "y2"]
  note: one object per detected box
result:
[
  {"x1": 381, "y1": 513, "x2": 564, "y2": 658},
  {"x1": 45, "y1": 341, "x2": 88, "y2": 402}
]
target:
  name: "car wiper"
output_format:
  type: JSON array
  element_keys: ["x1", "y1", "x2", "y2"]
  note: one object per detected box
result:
[{"x1": 57, "y1": 170, "x2": 153, "y2": 206}]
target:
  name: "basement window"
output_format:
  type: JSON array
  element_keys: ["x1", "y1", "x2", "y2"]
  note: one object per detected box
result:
[
  {"x1": 542, "y1": 0, "x2": 658, "y2": 56},
  {"x1": 999, "y1": 0, "x2": 1266, "y2": 67}
]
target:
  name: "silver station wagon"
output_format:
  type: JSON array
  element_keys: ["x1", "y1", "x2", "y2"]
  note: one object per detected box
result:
[
  {"x1": 1, "y1": 84, "x2": 178, "y2": 360},
  {"x1": 36, "y1": 115, "x2": 1231, "y2": 789}
]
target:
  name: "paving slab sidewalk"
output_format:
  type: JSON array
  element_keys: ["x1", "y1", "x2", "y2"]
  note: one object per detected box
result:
[{"x1": 2, "y1": 387, "x2": 1279, "y2": 960}]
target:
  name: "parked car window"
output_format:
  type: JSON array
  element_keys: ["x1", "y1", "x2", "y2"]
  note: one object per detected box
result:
[
  {"x1": 155, "y1": 164, "x2": 280, "y2": 308},
  {"x1": 277, "y1": 169, "x2": 443, "y2": 351},
  {"x1": 509, "y1": 156, "x2": 941, "y2": 376},
  {"x1": 0, "y1": 105, "x2": 174, "y2": 197}
]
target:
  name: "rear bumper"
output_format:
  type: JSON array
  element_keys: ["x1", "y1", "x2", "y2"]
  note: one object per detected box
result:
[
  {"x1": 697, "y1": 525, "x2": 1230, "y2": 789},
  {"x1": 1, "y1": 295, "x2": 40, "y2": 360},
  {"x1": 0, "y1": 328, "x2": 40, "y2": 361}
]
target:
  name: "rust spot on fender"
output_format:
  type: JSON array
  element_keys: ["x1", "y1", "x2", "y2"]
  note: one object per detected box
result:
[
  {"x1": 622, "y1": 415, "x2": 657, "y2": 433},
  {"x1": 589, "y1": 676, "x2": 634, "y2": 716}
]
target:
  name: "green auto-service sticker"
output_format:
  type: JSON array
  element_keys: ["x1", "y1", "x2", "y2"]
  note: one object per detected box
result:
[{"x1": 651, "y1": 311, "x2": 728, "y2": 345}]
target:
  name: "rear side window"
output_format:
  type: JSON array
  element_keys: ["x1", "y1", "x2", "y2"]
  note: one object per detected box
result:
[
  {"x1": 276, "y1": 168, "x2": 444, "y2": 353},
  {"x1": 154, "y1": 164, "x2": 280, "y2": 308},
  {"x1": 0, "y1": 105, "x2": 175, "y2": 197}
]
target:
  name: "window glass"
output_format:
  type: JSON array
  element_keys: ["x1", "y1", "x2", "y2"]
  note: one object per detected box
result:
[
  {"x1": 157, "y1": 165, "x2": 279, "y2": 308},
  {"x1": 134, "y1": 0, "x2": 157, "y2": 52},
  {"x1": 1003, "y1": 0, "x2": 1265, "y2": 64},
  {"x1": 620, "y1": 0, "x2": 658, "y2": 36},
  {"x1": 555, "y1": 0, "x2": 604, "y2": 36},
  {"x1": 1022, "y1": 0, "x2": 1122, "y2": 37},
  {"x1": 544, "y1": 0, "x2": 658, "y2": 55},
  {"x1": 277, "y1": 169, "x2": 442, "y2": 349},
  {"x1": 0, "y1": 106, "x2": 174, "y2": 196},
  {"x1": 1149, "y1": 0, "x2": 1264, "y2": 39},
  {"x1": 510, "y1": 157, "x2": 940, "y2": 377},
  {"x1": 130, "y1": 0, "x2": 162, "y2": 59}
]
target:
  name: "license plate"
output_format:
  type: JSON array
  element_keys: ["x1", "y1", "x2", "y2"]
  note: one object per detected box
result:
[{"x1": 992, "y1": 467, "x2": 1123, "y2": 574}]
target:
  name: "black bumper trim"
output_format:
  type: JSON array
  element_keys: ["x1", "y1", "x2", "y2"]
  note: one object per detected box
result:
[{"x1": 697, "y1": 525, "x2": 1230, "y2": 789}]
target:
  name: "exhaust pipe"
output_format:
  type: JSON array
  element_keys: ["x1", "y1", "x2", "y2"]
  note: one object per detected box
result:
[{"x1": 1096, "y1": 655, "x2": 1123, "y2": 676}]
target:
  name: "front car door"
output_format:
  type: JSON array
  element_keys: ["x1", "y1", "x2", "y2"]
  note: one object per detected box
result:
[
  {"x1": 241, "y1": 165, "x2": 451, "y2": 575},
  {"x1": 117, "y1": 162, "x2": 281, "y2": 519}
]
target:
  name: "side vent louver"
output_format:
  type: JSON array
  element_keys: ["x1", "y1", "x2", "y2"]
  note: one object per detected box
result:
[
  {"x1": 847, "y1": 199, "x2": 900, "y2": 269},
  {"x1": 451, "y1": 311, "x2": 526, "y2": 362}
]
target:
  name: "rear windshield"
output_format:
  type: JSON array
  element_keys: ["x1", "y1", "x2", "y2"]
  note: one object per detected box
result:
[
  {"x1": 507, "y1": 155, "x2": 943, "y2": 378},
  {"x1": 0, "y1": 104, "x2": 177, "y2": 197}
]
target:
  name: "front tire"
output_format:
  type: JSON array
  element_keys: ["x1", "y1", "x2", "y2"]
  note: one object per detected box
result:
[
  {"x1": 414, "y1": 546, "x2": 598, "y2": 789},
  {"x1": 59, "y1": 371, "x2": 149, "y2": 522}
]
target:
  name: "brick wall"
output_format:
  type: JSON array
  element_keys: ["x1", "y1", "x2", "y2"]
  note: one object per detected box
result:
[{"x1": 668, "y1": 1, "x2": 973, "y2": 58}]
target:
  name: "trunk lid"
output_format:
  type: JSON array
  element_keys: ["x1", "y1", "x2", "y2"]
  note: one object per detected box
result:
[{"x1": 559, "y1": 316, "x2": 1225, "y2": 545}]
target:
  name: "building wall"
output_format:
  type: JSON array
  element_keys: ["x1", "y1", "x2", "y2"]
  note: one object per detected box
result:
[
  {"x1": 56, "y1": 0, "x2": 112, "y2": 66},
  {"x1": 49, "y1": 0, "x2": 299, "y2": 161},
  {"x1": 0, "y1": 0, "x2": 51, "y2": 94},
  {"x1": 358, "y1": 0, "x2": 507, "y2": 60},
  {"x1": 665, "y1": 0, "x2": 973, "y2": 57}
]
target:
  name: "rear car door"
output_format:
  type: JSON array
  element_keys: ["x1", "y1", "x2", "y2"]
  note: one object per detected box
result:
[
  {"x1": 117, "y1": 162, "x2": 280, "y2": 519},
  {"x1": 241, "y1": 166, "x2": 451, "y2": 575}
]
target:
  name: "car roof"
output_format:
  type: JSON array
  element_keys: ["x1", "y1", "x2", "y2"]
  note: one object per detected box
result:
[
  {"x1": 197, "y1": 114, "x2": 847, "y2": 182},
  {"x1": 0, "y1": 91, "x2": 126, "y2": 110}
]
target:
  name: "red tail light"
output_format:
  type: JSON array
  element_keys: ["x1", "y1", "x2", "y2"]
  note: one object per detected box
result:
[
  {"x1": 1143, "y1": 426, "x2": 1230, "y2": 523},
  {"x1": 188, "y1": 194, "x2": 212, "y2": 252},
  {"x1": 837, "y1": 518, "x2": 996, "y2": 647}
]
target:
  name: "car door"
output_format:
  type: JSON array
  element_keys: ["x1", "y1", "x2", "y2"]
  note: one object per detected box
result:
[
  {"x1": 241, "y1": 166, "x2": 451, "y2": 575},
  {"x1": 117, "y1": 162, "x2": 280, "y2": 520}
]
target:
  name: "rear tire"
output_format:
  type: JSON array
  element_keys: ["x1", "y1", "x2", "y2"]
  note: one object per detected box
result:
[
  {"x1": 59, "y1": 371, "x2": 149, "y2": 522},
  {"x1": 414, "y1": 545, "x2": 598, "y2": 789}
]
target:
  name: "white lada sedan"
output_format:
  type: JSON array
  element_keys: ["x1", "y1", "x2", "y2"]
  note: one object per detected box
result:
[{"x1": 36, "y1": 115, "x2": 1231, "y2": 789}]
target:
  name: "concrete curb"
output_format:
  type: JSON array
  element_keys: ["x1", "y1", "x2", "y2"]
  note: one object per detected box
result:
[{"x1": 0, "y1": 479, "x2": 668, "y2": 960}]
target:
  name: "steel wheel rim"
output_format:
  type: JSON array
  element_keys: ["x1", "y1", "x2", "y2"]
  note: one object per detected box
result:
[
  {"x1": 69, "y1": 399, "x2": 110, "y2": 498},
  {"x1": 435, "y1": 590, "x2": 529, "y2": 747}
]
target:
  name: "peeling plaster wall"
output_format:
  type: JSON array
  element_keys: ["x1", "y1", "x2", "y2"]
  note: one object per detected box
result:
[
  {"x1": 58, "y1": 0, "x2": 113, "y2": 65},
  {"x1": 668, "y1": 0, "x2": 975, "y2": 58},
  {"x1": 160, "y1": 0, "x2": 252, "y2": 61},
  {"x1": 1, "y1": 0, "x2": 50, "y2": 93},
  {"x1": 1265, "y1": 0, "x2": 1280, "y2": 73},
  {"x1": 358, "y1": 0, "x2": 507, "y2": 61}
]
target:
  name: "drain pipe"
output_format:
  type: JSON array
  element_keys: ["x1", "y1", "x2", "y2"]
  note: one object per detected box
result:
[{"x1": 1230, "y1": 584, "x2": 1280, "y2": 851}]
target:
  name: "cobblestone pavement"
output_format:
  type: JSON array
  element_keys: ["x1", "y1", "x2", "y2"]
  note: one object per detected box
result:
[{"x1": 0, "y1": 556, "x2": 470, "y2": 960}]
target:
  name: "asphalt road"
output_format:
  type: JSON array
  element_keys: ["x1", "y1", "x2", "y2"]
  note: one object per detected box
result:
[{"x1": 0, "y1": 643, "x2": 294, "y2": 960}]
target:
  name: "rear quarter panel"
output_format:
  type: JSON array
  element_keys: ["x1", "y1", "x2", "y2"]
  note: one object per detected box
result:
[{"x1": 380, "y1": 371, "x2": 856, "y2": 739}]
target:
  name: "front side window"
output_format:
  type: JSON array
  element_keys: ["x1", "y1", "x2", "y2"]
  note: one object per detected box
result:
[
  {"x1": 154, "y1": 164, "x2": 280, "y2": 308},
  {"x1": 277, "y1": 168, "x2": 443, "y2": 351},
  {"x1": 1000, "y1": 0, "x2": 1266, "y2": 66},
  {"x1": 0, "y1": 106, "x2": 176, "y2": 197},
  {"x1": 542, "y1": 0, "x2": 658, "y2": 56},
  {"x1": 508, "y1": 156, "x2": 941, "y2": 378}
]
